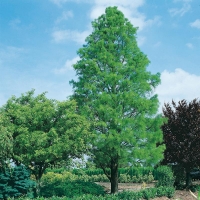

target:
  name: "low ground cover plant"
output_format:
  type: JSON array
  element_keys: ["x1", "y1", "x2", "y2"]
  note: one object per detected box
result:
[{"x1": 14, "y1": 186, "x2": 175, "y2": 200}]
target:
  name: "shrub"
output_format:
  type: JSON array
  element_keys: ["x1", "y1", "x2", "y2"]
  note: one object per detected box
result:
[
  {"x1": 0, "y1": 165, "x2": 35, "y2": 199},
  {"x1": 142, "y1": 188, "x2": 157, "y2": 200},
  {"x1": 172, "y1": 165, "x2": 185, "y2": 189},
  {"x1": 40, "y1": 181, "x2": 105, "y2": 198},
  {"x1": 117, "y1": 186, "x2": 174, "y2": 200},
  {"x1": 119, "y1": 174, "x2": 131, "y2": 183},
  {"x1": 155, "y1": 166, "x2": 175, "y2": 187}
]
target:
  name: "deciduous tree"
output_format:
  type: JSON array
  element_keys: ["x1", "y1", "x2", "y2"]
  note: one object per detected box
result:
[
  {"x1": 161, "y1": 99, "x2": 200, "y2": 188},
  {"x1": 0, "y1": 90, "x2": 91, "y2": 194},
  {"x1": 70, "y1": 7, "x2": 165, "y2": 193},
  {"x1": 0, "y1": 115, "x2": 13, "y2": 168}
]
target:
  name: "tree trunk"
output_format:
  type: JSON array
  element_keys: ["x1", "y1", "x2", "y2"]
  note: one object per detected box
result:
[
  {"x1": 185, "y1": 168, "x2": 192, "y2": 189},
  {"x1": 110, "y1": 161, "x2": 118, "y2": 194}
]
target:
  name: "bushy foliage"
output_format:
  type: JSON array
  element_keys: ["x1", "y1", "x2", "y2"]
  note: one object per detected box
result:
[
  {"x1": 15, "y1": 186, "x2": 175, "y2": 200},
  {"x1": 155, "y1": 166, "x2": 175, "y2": 187},
  {"x1": 0, "y1": 165, "x2": 35, "y2": 199},
  {"x1": 40, "y1": 180, "x2": 105, "y2": 198},
  {"x1": 117, "y1": 186, "x2": 175, "y2": 200},
  {"x1": 119, "y1": 172, "x2": 154, "y2": 183},
  {"x1": 46, "y1": 166, "x2": 155, "y2": 178},
  {"x1": 172, "y1": 165, "x2": 185, "y2": 189}
]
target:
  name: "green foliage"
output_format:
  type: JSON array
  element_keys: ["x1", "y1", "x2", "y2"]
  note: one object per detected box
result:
[
  {"x1": 119, "y1": 172, "x2": 154, "y2": 183},
  {"x1": 0, "y1": 115, "x2": 13, "y2": 167},
  {"x1": 13, "y1": 186, "x2": 175, "y2": 200},
  {"x1": 117, "y1": 186, "x2": 174, "y2": 200},
  {"x1": 40, "y1": 180, "x2": 105, "y2": 198},
  {"x1": 0, "y1": 90, "x2": 91, "y2": 193},
  {"x1": 12, "y1": 186, "x2": 175, "y2": 199},
  {"x1": 119, "y1": 174, "x2": 131, "y2": 183},
  {"x1": 70, "y1": 6, "x2": 165, "y2": 193},
  {"x1": 0, "y1": 165, "x2": 35, "y2": 199},
  {"x1": 155, "y1": 166, "x2": 175, "y2": 187},
  {"x1": 172, "y1": 165, "x2": 185, "y2": 189}
]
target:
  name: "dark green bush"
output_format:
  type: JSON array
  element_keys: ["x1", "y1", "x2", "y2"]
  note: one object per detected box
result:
[
  {"x1": 155, "y1": 166, "x2": 175, "y2": 187},
  {"x1": 40, "y1": 181, "x2": 105, "y2": 198},
  {"x1": 0, "y1": 165, "x2": 35, "y2": 199},
  {"x1": 171, "y1": 165, "x2": 185, "y2": 189}
]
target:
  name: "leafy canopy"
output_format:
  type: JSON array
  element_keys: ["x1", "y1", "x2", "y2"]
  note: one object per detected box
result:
[
  {"x1": 71, "y1": 6, "x2": 165, "y2": 172},
  {"x1": 0, "y1": 90, "x2": 91, "y2": 181},
  {"x1": 161, "y1": 99, "x2": 200, "y2": 169}
]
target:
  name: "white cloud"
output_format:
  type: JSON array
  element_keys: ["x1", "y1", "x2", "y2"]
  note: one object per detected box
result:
[
  {"x1": 190, "y1": 19, "x2": 200, "y2": 29},
  {"x1": 186, "y1": 43, "x2": 193, "y2": 49},
  {"x1": 156, "y1": 68, "x2": 200, "y2": 112},
  {"x1": 55, "y1": 11, "x2": 73, "y2": 23},
  {"x1": 52, "y1": 29, "x2": 91, "y2": 44},
  {"x1": 90, "y1": 0, "x2": 161, "y2": 31},
  {"x1": 54, "y1": 56, "x2": 79, "y2": 74},
  {"x1": 93, "y1": 0, "x2": 145, "y2": 8},
  {"x1": 52, "y1": 0, "x2": 161, "y2": 46},
  {"x1": 50, "y1": 0, "x2": 68, "y2": 6},
  {"x1": 173, "y1": 0, "x2": 192, "y2": 2},
  {"x1": 169, "y1": 4, "x2": 191, "y2": 16},
  {"x1": 50, "y1": 0, "x2": 91, "y2": 6}
]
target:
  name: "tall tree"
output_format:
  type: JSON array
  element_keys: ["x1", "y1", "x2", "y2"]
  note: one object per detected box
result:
[
  {"x1": 0, "y1": 90, "x2": 91, "y2": 194},
  {"x1": 70, "y1": 7, "x2": 165, "y2": 193},
  {"x1": 161, "y1": 99, "x2": 200, "y2": 188}
]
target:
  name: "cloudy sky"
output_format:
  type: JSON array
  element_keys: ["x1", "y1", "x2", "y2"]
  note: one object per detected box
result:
[{"x1": 0, "y1": 0, "x2": 200, "y2": 112}]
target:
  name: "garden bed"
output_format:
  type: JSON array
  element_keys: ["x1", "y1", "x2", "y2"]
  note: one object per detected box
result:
[{"x1": 97, "y1": 182, "x2": 200, "y2": 200}]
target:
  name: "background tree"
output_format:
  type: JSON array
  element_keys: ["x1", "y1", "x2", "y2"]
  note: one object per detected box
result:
[
  {"x1": 161, "y1": 99, "x2": 200, "y2": 188},
  {"x1": 0, "y1": 115, "x2": 13, "y2": 168},
  {"x1": 70, "y1": 7, "x2": 165, "y2": 193},
  {"x1": 0, "y1": 90, "x2": 91, "y2": 194}
]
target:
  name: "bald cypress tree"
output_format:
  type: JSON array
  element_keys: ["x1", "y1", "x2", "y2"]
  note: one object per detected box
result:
[{"x1": 70, "y1": 7, "x2": 165, "y2": 193}]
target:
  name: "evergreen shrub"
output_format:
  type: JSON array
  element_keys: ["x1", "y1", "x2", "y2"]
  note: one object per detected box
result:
[
  {"x1": 0, "y1": 165, "x2": 35, "y2": 199},
  {"x1": 155, "y1": 166, "x2": 175, "y2": 187}
]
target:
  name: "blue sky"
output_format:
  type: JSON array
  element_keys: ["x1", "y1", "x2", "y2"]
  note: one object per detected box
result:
[{"x1": 0, "y1": 0, "x2": 200, "y2": 112}]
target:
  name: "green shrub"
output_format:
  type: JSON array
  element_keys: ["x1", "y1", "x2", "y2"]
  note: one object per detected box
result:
[
  {"x1": 155, "y1": 166, "x2": 175, "y2": 187},
  {"x1": 165, "y1": 186, "x2": 175, "y2": 198},
  {"x1": 119, "y1": 174, "x2": 131, "y2": 183},
  {"x1": 40, "y1": 181, "x2": 105, "y2": 198},
  {"x1": 0, "y1": 165, "x2": 35, "y2": 199},
  {"x1": 117, "y1": 186, "x2": 174, "y2": 200},
  {"x1": 142, "y1": 188, "x2": 157, "y2": 200},
  {"x1": 15, "y1": 186, "x2": 176, "y2": 199},
  {"x1": 172, "y1": 165, "x2": 185, "y2": 189}
]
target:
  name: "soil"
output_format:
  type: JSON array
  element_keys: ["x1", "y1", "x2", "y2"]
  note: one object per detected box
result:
[{"x1": 96, "y1": 182, "x2": 199, "y2": 200}]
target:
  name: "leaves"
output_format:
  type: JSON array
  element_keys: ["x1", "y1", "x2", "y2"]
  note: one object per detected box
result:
[
  {"x1": 161, "y1": 99, "x2": 200, "y2": 169},
  {"x1": 71, "y1": 7, "x2": 165, "y2": 173},
  {"x1": 0, "y1": 90, "x2": 91, "y2": 182}
]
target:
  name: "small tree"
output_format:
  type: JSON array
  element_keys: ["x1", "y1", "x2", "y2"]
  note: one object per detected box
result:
[
  {"x1": 161, "y1": 99, "x2": 200, "y2": 188},
  {"x1": 0, "y1": 90, "x2": 91, "y2": 194},
  {"x1": 70, "y1": 7, "x2": 165, "y2": 193},
  {"x1": 0, "y1": 165, "x2": 35, "y2": 199}
]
